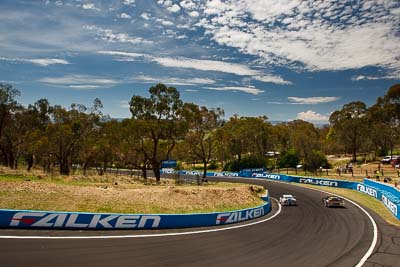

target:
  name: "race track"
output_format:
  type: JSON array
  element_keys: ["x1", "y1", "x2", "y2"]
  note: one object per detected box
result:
[{"x1": 0, "y1": 178, "x2": 383, "y2": 266}]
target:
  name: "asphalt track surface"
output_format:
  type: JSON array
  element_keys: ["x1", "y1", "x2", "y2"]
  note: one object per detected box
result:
[{"x1": 0, "y1": 178, "x2": 399, "y2": 267}]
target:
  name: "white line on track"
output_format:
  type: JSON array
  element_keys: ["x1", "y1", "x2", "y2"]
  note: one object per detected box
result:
[
  {"x1": 270, "y1": 181, "x2": 378, "y2": 267},
  {"x1": 216, "y1": 177, "x2": 377, "y2": 266},
  {"x1": 0, "y1": 198, "x2": 282, "y2": 240}
]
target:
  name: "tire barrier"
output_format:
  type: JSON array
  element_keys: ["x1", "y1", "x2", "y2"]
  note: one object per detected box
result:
[{"x1": 0, "y1": 195, "x2": 271, "y2": 230}]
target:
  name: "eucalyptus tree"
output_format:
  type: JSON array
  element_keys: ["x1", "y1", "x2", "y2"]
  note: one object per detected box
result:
[
  {"x1": 129, "y1": 83, "x2": 185, "y2": 182},
  {"x1": 0, "y1": 84, "x2": 20, "y2": 167},
  {"x1": 22, "y1": 99, "x2": 53, "y2": 171},
  {"x1": 91, "y1": 119, "x2": 121, "y2": 176},
  {"x1": 45, "y1": 99, "x2": 103, "y2": 175},
  {"x1": 118, "y1": 118, "x2": 151, "y2": 179},
  {"x1": 367, "y1": 84, "x2": 400, "y2": 157},
  {"x1": 329, "y1": 101, "x2": 368, "y2": 162},
  {"x1": 272, "y1": 123, "x2": 291, "y2": 153},
  {"x1": 218, "y1": 115, "x2": 252, "y2": 162},
  {"x1": 181, "y1": 103, "x2": 224, "y2": 178},
  {"x1": 287, "y1": 120, "x2": 320, "y2": 164}
]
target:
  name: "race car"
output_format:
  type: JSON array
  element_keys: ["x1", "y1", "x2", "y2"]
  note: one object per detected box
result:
[
  {"x1": 322, "y1": 196, "x2": 345, "y2": 207},
  {"x1": 279, "y1": 194, "x2": 297, "y2": 206}
]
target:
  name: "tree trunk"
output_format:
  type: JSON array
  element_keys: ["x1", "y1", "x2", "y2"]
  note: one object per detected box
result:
[
  {"x1": 27, "y1": 154, "x2": 35, "y2": 171},
  {"x1": 141, "y1": 167, "x2": 147, "y2": 180},
  {"x1": 83, "y1": 159, "x2": 91, "y2": 176},
  {"x1": 8, "y1": 150, "x2": 15, "y2": 169},
  {"x1": 153, "y1": 164, "x2": 161, "y2": 182},
  {"x1": 59, "y1": 158, "x2": 70, "y2": 175},
  {"x1": 203, "y1": 161, "x2": 207, "y2": 178},
  {"x1": 352, "y1": 148, "x2": 357, "y2": 162}
]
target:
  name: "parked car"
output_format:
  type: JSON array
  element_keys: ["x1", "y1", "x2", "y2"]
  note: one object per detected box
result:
[
  {"x1": 279, "y1": 194, "x2": 297, "y2": 206},
  {"x1": 322, "y1": 196, "x2": 345, "y2": 207},
  {"x1": 382, "y1": 155, "x2": 399, "y2": 164},
  {"x1": 390, "y1": 156, "x2": 400, "y2": 166}
]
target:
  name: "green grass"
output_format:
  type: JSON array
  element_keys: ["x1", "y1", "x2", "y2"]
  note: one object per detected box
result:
[{"x1": 296, "y1": 184, "x2": 400, "y2": 227}]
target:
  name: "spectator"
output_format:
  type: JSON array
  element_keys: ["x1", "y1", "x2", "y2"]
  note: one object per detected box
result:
[{"x1": 375, "y1": 170, "x2": 381, "y2": 181}]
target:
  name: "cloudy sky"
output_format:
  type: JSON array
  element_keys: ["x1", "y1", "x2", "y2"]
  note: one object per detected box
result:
[{"x1": 0, "y1": 0, "x2": 399, "y2": 123}]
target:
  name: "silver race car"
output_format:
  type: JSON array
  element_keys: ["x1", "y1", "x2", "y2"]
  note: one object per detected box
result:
[
  {"x1": 279, "y1": 194, "x2": 297, "y2": 206},
  {"x1": 322, "y1": 196, "x2": 345, "y2": 207}
]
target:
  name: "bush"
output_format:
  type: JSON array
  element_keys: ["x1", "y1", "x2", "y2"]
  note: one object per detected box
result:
[
  {"x1": 304, "y1": 150, "x2": 330, "y2": 171},
  {"x1": 277, "y1": 150, "x2": 300, "y2": 168},
  {"x1": 223, "y1": 155, "x2": 266, "y2": 172},
  {"x1": 208, "y1": 161, "x2": 218, "y2": 170}
]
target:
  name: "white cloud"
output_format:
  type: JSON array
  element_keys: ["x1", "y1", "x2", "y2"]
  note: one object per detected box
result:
[
  {"x1": 98, "y1": 50, "x2": 290, "y2": 85},
  {"x1": 140, "y1": 12, "x2": 151, "y2": 20},
  {"x1": 297, "y1": 110, "x2": 329, "y2": 122},
  {"x1": 119, "y1": 101, "x2": 130, "y2": 109},
  {"x1": 196, "y1": 0, "x2": 400, "y2": 77},
  {"x1": 97, "y1": 51, "x2": 146, "y2": 58},
  {"x1": 167, "y1": 4, "x2": 181, "y2": 13},
  {"x1": 120, "y1": 13, "x2": 132, "y2": 19},
  {"x1": 68, "y1": 85, "x2": 101, "y2": 89},
  {"x1": 180, "y1": 1, "x2": 196, "y2": 10},
  {"x1": 82, "y1": 3, "x2": 100, "y2": 11},
  {"x1": 0, "y1": 56, "x2": 70, "y2": 67},
  {"x1": 352, "y1": 71, "x2": 400, "y2": 81},
  {"x1": 134, "y1": 75, "x2": 216, "y2": 86},
  {"x1": 188, "y1": 11, "x2": 200, "y2": 18},
  {"x1": 84, "y1": 25, "x2": 152, "y2": 45},
  {"x1": 288, "y1": 96, "x2": 339, "y2": 104},
  {"x1": 352, "y1": 75, "x2": 366, "y2": 81},
  {"x1": 254, "y1": 75, "x2": 291, "y2": 85},
  {"x1": 123, "y1": 0, "x2": 135, "y2": 6},
  {"x1": 205, "y1": 86, "x2": 264, "y2": 95},
  {"x1": 161, "y1": 20, "x2": 174, "y2": 26},
  {"x1": 152, "y1": 57, "x2": 287, "y2": 84},
  {"x1": 39, "y1": 74, "x2": 119, "y2": 88}
]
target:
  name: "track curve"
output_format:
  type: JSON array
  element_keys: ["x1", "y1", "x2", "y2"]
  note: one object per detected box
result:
[{"x1": 0, "y1": 178, "x2": 375, "y2": 267}]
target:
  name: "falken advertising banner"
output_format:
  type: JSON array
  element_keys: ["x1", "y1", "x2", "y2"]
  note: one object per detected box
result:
[
  {"x1": 290, "y1": 176, "x2": 359, "y2": 189},
  {"x1": 355, "y1": 183, "x2": 381, "y2": 199},
  {"x1": 362, "y1": 179, "x2": 400, "y2": 220},
  {"x1": 251, "y1": 172, "x2": 289, "y2": 181},
  {"x1": 0, "y1": 197, "x2": 271, "y2": 230}
]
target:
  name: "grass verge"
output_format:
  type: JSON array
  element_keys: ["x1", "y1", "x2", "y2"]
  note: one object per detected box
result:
[
  {"x1": 297, "y1": 183, "x2": 400, "y2": 227},
  {"x1": 0, "y1": 174, "x2": 265, "y2": 214}
]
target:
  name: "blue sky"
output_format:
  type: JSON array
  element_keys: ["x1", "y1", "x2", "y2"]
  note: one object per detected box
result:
[{"x1": 0, "y1": 0, "x2": 399, "y2": 123}]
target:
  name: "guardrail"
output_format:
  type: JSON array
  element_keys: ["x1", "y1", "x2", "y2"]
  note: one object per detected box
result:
[{"x1": 0, "y1": 195, "x2": 271, "y2": 230}]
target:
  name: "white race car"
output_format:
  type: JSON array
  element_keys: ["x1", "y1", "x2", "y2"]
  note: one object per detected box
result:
[{"x1": 279, "y1": 194, "x2": 297, "y2": 206}]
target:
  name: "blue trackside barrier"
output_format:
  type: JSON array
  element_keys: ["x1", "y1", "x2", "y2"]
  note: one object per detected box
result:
[
  {"x1": 0, "y1": 196, "x2": 271, "y2": 230},
  {"x1": 289, "y1": 176, "x2": 360, "y2": 189},
  {"x1": 363, "y1": 179, "x2": 400, "y2": 201},
  {"x1": 354, "y1": 183, "x2": 381, "y2": 200},
  {"x1": 208, "y1": 171, "x2": 240, "y2": 177},
  {"x1": 239, "y1": 168, "x2": 265, "y2": 178},
  {"x1": 362, "y1": 179, "x2": 400, "y2": 220},
  {"x1": 167, "y1": 169, "x2": 400, "y2": 221},
  {"x1": 251, "y1": 172, "x2": 290, "y2": 182}
]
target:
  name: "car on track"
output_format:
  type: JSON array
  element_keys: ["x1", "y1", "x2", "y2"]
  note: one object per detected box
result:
[
  {"x1": 279, "y1": 194, "x2": 297, "y2": 206},
  {"x1": 322, "y1": 196, "x2": 345, "y2": 207}
]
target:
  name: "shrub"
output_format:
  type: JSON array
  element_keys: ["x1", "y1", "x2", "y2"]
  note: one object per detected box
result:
[
  {"x1": 277, "y1": 150, "x2": 300, "y2": 168},
  {"x1": 223, "y1": 155, "x2": 266, "y2": 172},
  {"x1": 304, "y1": 150, "x2": 330, "y2": 171},
  {"x1": 208, "y1": 161, "x2": 218, "y2": 170}
]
